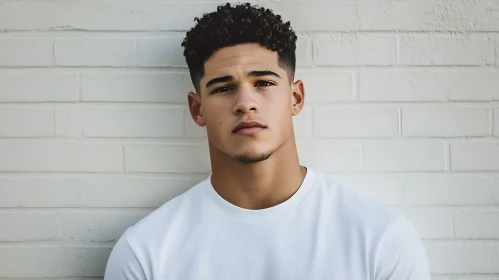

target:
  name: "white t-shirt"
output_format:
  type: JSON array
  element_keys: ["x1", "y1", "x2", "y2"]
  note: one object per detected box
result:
[{"x1": 104, "y1": 168, "x2": 431, "y2": 280}]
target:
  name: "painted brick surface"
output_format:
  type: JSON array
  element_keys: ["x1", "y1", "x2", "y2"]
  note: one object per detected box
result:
[{"x1": 0, "y1": 0, "x2": 497, "y2": 278}]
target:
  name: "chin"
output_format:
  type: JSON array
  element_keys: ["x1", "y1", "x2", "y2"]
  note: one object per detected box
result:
[{"x1": 234, "y1": 150, "x2": 273, "y2": 164}]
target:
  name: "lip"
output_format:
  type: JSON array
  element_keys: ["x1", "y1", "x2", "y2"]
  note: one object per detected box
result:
[{"x1": 232, "y1": 120, "x2": 267, "y2": 134}]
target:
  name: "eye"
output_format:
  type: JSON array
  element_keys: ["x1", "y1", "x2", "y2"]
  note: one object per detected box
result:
[
  {"x1": 211, "y1": 86, "x2": 232, "y2": 94},
  {"x1": 255, "y1": 81, "x2": 274, "y2": 87}
]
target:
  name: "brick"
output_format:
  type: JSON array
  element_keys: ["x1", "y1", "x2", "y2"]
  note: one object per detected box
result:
[
  {"x1": 454, "y1": 211, "x2": 499, "y2": 239},
  {"x1": 0, "y1": 1, "x2": 217, "y2": 31},
  {"x1": 425, "y1": 241, "x2": 496, "y2": 274},
  {"x1": 296, "y1": 36, "x2": 312, "y2": 67},
  {"x1": 54, "y1": 108, "x2": 81, "y2": 137},
  {"x1": 294, "y1": 70, "x2": 354, "y2": 102},
  {"x1": 57, "y1": 211, "x2": 149, "y2": 242},
  {"x1": 40, "y1": 278, "x2": 103, "y2": 280},
  {"x1": 360, "y1": 69, "x2": 499, "y2": 102},
  {"x1": 55, "y1": 106, "x2": 184, "y2": 138},
  {"x1": 4, "y1": 2, "x2": 499, "y2": 32},
  {"x1": 314, "y1": 106, "x2": 399, "y2": 138},
  {"x1": 314, "y1": 34, "x2": 397, "y2": 66},
  {"x1": 405, "y1": 175, "x2": 495, "y2": 206},
  {"x1": 445, "y1": 1, "x2": 499, "y2": 32},
  {"x1": 433, "y1": 277, "x2": 499, "y2": 280},
  {"x1": 270, "y1": 3, "x2": 359, "y2": 31},
  {"x1": 296, "y1": 139, "x2": 361, "y2": 173},
  {"x1": 137, "y1": 37, "x2": 186, "y2": 67},
  {"x1": 334, "y1": 174, "x2": 406, "y2": 206},
  {"x1": 0, "y1": 38, "x2": 53, "y2": 66},
  {"x1": 55, "y1": 38, "x2": 136, "y2": 66},
  {"x1": 339, "y1": 173, "x2": 495, "y2": 206},
  {"x1": 0, "y1": 246, "x2": 110, "y2": 277},
  {"x1": 0, "y1": 178, "x2": 82, "y2": 207},
  {"x1": 444, "y1": 277, "x2": 499, "y2": 280},
  {"x1": 399, "y1": 35, "x2": 494, "y2": 66},
  {"x1": 363, "y1": 141, "x2": 445, "y2": 172},
  {"x1": 0, "y1": 212, "x2": 57, "y2": 241},
  {"x1": 496, "y1": 35, "x2": 499, "y2": 65},
  {"x1": 125, "y1": 142, "x2": 211, "y2": 173},
  {"x1": 359, "y1": 1, "x2": 499, "y2": 32},
  {"x1": 0, "y1": 2, "x2": 359, "y2": 32},
  {"x1": 448, "y1": 69, "x2": 499, "y2": 101},
  {"x1": 359, "y1": 69, "x2": 449, "y2": 102},
  {"x1": 81, "y1": 72, "x2": 193, "y2": 103},
  {"x1": 494, "y1": 178, "x2": 499, "y2": 204},
  {"x1": 495, "y1": 108, "x2": 499, "y2": 136},
  {"x1": 0, "y1": 2, "x2": 54, "y2": 30},
  {"x1": 430, "y1": 277, "x2": 450, "y2": 280},
  {"x1": 83, "y1": 177, "x2": 201, "y2": 207},
  {"x1": 0, "y1": 72, "x2": 79, "y2": 102},
  {"x1": 395, "y1": 207, "x2": 452, "y2": 239},
  {"x1": 0, "y1": 142, "x2": 122, "y2": 172},
  {"x1": 450, "y1": 143, "x2": 499, "y2": 171},
  {"x1": 359, "y1": 2, "x2": 451, "y2": 31},
  {"x1": 402, "y1": 106, "x2": 490, "y2": 137},
  {"x1": 293, "y1": 106, "x2": 313, "y2": 137},
  {"x1": 0, "y1": 106, "x2": 54, "y2": 137}
]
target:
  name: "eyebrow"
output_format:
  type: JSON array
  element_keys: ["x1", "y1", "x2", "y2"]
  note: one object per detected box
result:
[
  {"x1": 205, "y1": 70, "x2": 281, "y2": 88},
  {"x1": 248, "y1": 71, "x2": 281, "y2": 79},
  {"x1": 205, "y1": 75, "x2": 233, "y2": 88}
]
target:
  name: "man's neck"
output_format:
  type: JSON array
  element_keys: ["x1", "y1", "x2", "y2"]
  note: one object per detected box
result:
[{"x1": 209, "y1": 137, "x2": 307, "y2": 210}]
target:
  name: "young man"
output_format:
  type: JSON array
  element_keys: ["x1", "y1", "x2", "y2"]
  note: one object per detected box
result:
[{"x1": 104, "y1": 3, "x2": 431, "y2": 279}]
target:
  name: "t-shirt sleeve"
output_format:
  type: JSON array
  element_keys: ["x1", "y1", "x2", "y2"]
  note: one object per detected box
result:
[
  {"x1": 374, "y1": 216, "x2": 432, "y2": 280},
  {"x1": 104, "y1": 230, "x2": 147, "y2": 280}
]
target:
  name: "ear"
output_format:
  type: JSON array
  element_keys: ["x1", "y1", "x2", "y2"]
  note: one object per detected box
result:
[
  {"x1": 291, "y1": 80, "x2": 305, "y2": 116},
  {"x1": 188, "y1": 91, "x2": 206, "y2": 127}
]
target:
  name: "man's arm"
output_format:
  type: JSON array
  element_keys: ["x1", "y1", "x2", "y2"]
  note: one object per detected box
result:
[
  {"x1": 374, "y1": 216, "x2": 432, "y2": 280},
  {"x1": 104, "y1": 231, "x2": 147, "y2": 280}
]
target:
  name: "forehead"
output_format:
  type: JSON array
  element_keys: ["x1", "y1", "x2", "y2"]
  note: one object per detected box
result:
[{"x1": 202, "y1": 44, "x2": 283, "y2": 83}]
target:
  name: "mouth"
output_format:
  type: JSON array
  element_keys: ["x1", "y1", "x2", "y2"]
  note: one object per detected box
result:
[{"x1": 232, "y1": 120, "x2": 267, "y2": 135}]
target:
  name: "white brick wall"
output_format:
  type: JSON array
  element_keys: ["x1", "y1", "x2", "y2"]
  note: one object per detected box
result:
[
  {"x1": 80, "y1": 71, "x2": 192, "y2": 103},
  {"x1": 0, "y1": 38, "x2": 53, "y2": 66},
  {"x1": 137, "y1": 37, "x2": 186, "y2": 67},
  {"x1": 402, "y1": 106, "x2": 491, "y2": 137},
  {"x1": 55, "y1": 105, "x2": 185, "y2": 137},
  {"x1": 314, "y1": 34, "x2": 398, "y2": 66},
  {"x1": 55, "y1": 38, "x2": 136, "y2": 66},
  {"x1": 0, "y1": 0, "x2": 498, "y2": 278},
  {"x1": 363, "y1": 141, "x2": 446, "y2": 171},
  {"x1": 399, "y1": 34, "x2": 495, "y2": 66},
  {"x1": 0, "y1": 71, "x2": 79, "y2": 102},
  {"x1": 314, "y1": 106, "x2": 399, "y2": 137},
  {"x1": 425, "y1": 241, "x2": 497, "y2": 274}
]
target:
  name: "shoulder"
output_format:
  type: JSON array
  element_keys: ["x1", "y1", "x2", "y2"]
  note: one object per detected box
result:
[
  {"x1": 105, "y1": 178, "x2": 210, "y2": 277},
  {"x1": 313, "y1": 170, "x2": 401, "y2": 233},
  {"x1": 123, "y1": 178, "x2": 209, "y2": 246},
  {"x1": 311, "y1": 169, "x2": 431, "y2": 279},
  {"x1": 374, "y1": 216, "x2": 431, "y2": 279}
]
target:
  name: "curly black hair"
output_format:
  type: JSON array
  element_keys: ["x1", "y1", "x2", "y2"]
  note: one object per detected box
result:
[{"x1": 181, "y1": 3, "x2": 298, "y2": 92}]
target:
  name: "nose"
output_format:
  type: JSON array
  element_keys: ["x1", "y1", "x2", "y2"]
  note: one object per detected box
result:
[{"x1": 232, "y1": 84, "x2": 259, "y2": 115}]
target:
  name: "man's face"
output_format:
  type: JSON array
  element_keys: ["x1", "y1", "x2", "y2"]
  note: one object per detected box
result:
[{"x1": 188, "y1": 43, "x2": 303, "y2": 163}]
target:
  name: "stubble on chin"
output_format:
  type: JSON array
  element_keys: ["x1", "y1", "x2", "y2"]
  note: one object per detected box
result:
[{"x1": 234, "y1": 150, "x2": 273, "y2": 163}]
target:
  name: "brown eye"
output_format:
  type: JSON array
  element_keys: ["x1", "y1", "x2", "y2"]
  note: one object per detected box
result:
[
  {"x1": 255, "y1": 81, "x2": 274, "y2": 87},
  {"x1": 212, "y1": 86, "x2": 232, "y2": 94}
]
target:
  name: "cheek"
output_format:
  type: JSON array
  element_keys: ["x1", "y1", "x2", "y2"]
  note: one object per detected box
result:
[
  {"x1": 266, "y1": 91, "x2": 292, "y2": 119},
  {"x1": 263, "y1": 100, "x2": 293, "y2": 138},
  {"x1": 203, "y1": 103, "x2": 230, "y2": 132}
]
